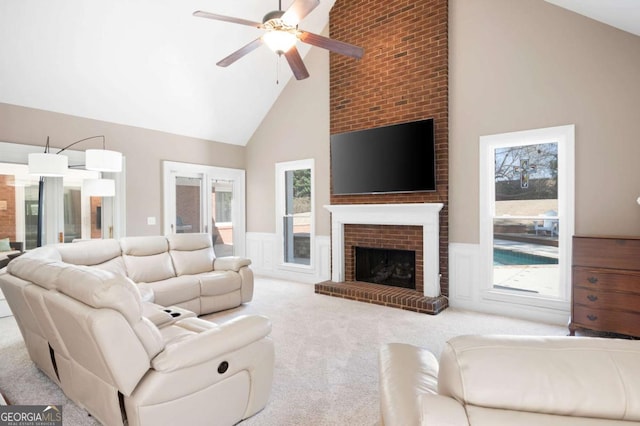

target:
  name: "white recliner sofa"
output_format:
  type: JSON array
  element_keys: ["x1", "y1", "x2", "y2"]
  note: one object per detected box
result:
[
  {"x1": 379, "y1": 335, "x2": 640, "y2": 425},
  {"x1": 54, "y1": 233, "x2": 254, "y2": 315},
  {"x1": 0, "y1": 234, "x2": 273, "y2": 425}
]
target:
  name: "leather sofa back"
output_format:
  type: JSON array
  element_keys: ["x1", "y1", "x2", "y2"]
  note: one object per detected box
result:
[
  {"x1": 167, "y1": 233, "x2": 215, "y2": 276},
  {"x1": 438, "y1": 335, "x2": 640, "y2": 422},
  {"x1": 43, "y1": 264, "x2": 164, "y2": 393},
  {"x1": 57, "y1": 239, "x2": 126, "y2": 276},
  {"x1": 120, "y1": 236, "x2": 176, "y2": 283}
]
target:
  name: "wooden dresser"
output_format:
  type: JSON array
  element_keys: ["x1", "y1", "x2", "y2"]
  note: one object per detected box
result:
[{"x1": 571, "y1": 235, "x2": 640, "y2": 337}]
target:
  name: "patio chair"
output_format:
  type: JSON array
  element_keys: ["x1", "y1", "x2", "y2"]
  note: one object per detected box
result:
[{"x1": 535, "y1": 210, "x2": 558, "y2": 236}]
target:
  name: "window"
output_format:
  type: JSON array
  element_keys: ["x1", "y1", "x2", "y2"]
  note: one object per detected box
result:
[
  {"x1": 480, "y1": 125, "x2": 574, "y2": 309},
  {"x1": 276, "y1": 159, "x2": 314, "y2": 269}
]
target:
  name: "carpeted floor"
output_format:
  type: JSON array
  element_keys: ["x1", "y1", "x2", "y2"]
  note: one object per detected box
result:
[{"x1": 0, "y1": 277, "x2": 568, "y2": 425}]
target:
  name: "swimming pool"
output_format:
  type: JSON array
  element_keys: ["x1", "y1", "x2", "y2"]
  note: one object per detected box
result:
[{"x1": 493, "y1": 248, "x2": 558, "y2": 266}]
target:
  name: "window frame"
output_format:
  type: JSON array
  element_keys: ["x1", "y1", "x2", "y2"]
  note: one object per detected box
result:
[
  {"x1": 479, "y1": 125, "x2": 575, "y2": 310},
  {"x1": 275, "y1": 158, "x2": 315, "y2": 273}
]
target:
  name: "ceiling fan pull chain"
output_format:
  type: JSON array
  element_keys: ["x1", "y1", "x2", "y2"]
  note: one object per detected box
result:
[{"x1": 276, "y1": 54, "x2": 280, "y2": 85}]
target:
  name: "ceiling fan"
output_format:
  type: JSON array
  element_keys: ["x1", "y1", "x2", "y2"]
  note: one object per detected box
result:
[{"x1": 193, "y1": 0, "x2": 364, "y2": 80}]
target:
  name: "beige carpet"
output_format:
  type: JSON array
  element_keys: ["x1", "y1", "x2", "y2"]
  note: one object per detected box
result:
[{"x1": 0, "y1": 277, "x2": 567, "y2": 425}]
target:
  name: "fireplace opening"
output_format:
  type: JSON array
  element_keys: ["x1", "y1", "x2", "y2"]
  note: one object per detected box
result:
[{"x1": 355, "y1": 246, "x2": 416, "y2": 290}]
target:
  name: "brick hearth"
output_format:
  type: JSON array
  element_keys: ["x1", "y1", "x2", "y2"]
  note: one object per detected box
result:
[{"x1": 314, "y1": 281, "x2": 448, "y2": 315}]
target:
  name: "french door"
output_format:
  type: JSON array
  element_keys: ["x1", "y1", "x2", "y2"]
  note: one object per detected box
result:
[{"x1": 163, "y1": 161, "x2": 246, "y2": 256}]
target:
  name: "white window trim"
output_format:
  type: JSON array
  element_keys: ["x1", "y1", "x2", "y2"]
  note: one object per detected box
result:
[
  {"x1": 479, "y1": 125, "x2": 575, "y2": 311},
  {"x1": 275, "y1": 159, "x2": 315, "y2": 273}
]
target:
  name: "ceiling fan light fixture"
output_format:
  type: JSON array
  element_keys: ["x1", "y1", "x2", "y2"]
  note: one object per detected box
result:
[{"x1": 263, "y1": 30, "x2": 297, "y2": 54}]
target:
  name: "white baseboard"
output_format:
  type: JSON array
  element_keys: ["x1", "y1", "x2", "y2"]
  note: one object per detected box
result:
[
  {"x1": 246, "y1": 232, "x2": 330, "y2": 284},
  {"x1": 449, "y1": 242, "x2": 570, "y2": 326}
]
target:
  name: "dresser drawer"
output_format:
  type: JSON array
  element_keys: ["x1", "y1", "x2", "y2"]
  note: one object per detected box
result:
[
  {"x1": 573, "y1": 236, "x2": 640, "y2": 270},
  {"x1": 573, "y1": 305, "x2": 640, "y2": 337},
  {"x1": 573, "y1": 286, "x2": 640, "y2": 312},
  {"x1": 572, "y1": 267, "x2": 640, "y2": 294}
]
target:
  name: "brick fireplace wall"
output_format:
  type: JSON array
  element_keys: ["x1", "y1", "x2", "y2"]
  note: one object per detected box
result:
[{"x1": 329, "y1": 0, "x2": 449, "y2": 296}]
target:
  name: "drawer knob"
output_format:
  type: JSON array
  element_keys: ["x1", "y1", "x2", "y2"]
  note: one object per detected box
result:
[
  {"x1": 587, "y1": 314, "x2": 598, "y2": 321},
  {"x1": 587, "y1": 276, "x2": 599, "y2": 284},
  {"x1": 587, "y1": 294, "x2": 598, "y2": 302}
]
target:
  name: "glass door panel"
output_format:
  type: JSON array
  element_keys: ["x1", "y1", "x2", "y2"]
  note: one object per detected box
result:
[
  {"x1": 175, "y1": 176, "x2": 202, "y2": 234},
  {"x1": 493, "y1": 142, "x2": 559, "y2": 297},
  {"x1": 284, "y1": 168, "x2": 311, "y2": 265},
  {"x1": 211, "y1": 179, "x2": 234, "y2": 256},
  {"x1": 24, "y1": 184, "x2": 40, "y2": 249},
  {"x1": 63, "y1": 186, "x2": 82, "y2": 242}
]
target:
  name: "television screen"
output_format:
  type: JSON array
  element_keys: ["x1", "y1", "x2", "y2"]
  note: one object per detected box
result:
[{"x1": 330, "y1": 118, "x2": 436, "y2": 195}]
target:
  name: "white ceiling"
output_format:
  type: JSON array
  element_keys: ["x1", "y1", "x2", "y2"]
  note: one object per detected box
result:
[
  {"x1": 545, "y1": 0, "x2": 640, "y2": 37},
  {"x1": 0, "y1": 1, "x2": 636, "y2": 147},
  {"x1": 0, "y1": 0, "x2": 334, "y2": 146}
]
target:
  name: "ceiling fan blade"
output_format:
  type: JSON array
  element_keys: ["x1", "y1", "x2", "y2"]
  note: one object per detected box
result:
[
  {"x1": 217, "y1": 38, "x2": 264, "y2": 67},
  {"x1": 193, "y1": 10, "x2": 262, "y2": 28},
  {"x1": 299, "y1": 31, "x2": 364, "y2": 59},
  {"x1": 284, "y1": 47, "x2": 310, "y2": 80},
  {"x1": 281, "y1": 0, "x2": 320, "y2": 26}
]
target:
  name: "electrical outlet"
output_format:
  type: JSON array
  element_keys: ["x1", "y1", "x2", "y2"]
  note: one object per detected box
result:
[{"x1": 147, "y1": 217, "x2": 156, "y2": 225}]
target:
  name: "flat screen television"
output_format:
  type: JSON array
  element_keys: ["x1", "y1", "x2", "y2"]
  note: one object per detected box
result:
[{"x1": 330, "y1": 118, "x2": 436, "y2": 195}]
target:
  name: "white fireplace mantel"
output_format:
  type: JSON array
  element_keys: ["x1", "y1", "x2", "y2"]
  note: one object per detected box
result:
[{"x1": 324, "y1": 203, "x2": 444, "y2": 297}]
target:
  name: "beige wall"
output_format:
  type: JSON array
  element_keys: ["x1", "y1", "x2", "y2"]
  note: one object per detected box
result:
[
  {"x1": 0, "y1": 102, "x2": 245, "y2": 236},
  {"x1": 449, "y1": 0, "x2": 640, "y2": 243},
  {"x1": 5, "y1": 1, "x2": 638, "y2": 244},
  {"x1": 245, "y1": 40, "x2": 331, "y2": 236}
]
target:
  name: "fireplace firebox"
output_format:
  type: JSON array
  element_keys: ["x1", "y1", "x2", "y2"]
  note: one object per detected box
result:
[{"x1": 355, "y1": 247, "x2": 416, "y2": 290}]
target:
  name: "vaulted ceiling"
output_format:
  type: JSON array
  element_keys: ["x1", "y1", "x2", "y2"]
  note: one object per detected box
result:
[
  {"x1": 0, "y1": 0, "x2": 335, "y2": 146},
  {"x1": 0, "y1": 1, "x2": 636, "y2": 147}
]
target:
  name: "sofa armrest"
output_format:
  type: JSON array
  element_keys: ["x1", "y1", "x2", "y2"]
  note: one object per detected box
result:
[
  {"x1": 379, "y1": 343, "x2": 439, "y2": 426},
  {"x1": 213, "y1": 256, "x2": 251, "y2": 272},
  {"x1": 151, "y1": 315, "x2": 271, "y2": 372},
  {"x1": 420, "y1": 394, "x2": 469, "y2": 425}
]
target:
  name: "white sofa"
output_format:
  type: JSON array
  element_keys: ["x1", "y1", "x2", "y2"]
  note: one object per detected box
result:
[
  {"x1": 8, "y1": 233, "x2": 253, "y2": 315},
  {"x1": 0, "y1": 234, "x2": 273, "y2": 425},
  {"x1": 379, "y1": 335, "x2": 640, "y2": 425}
]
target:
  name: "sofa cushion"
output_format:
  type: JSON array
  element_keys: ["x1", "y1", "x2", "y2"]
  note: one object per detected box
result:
[
  {"x1": 439, "y1": 335, "x2": 640, "y2": 422},
  {"x1": 148, "y1": 275, "x2": 200, "y2": 307},
  {"x1": 464, "y1": 405, "x2": 640, "y2": 426},
  {"x1": 54, "y1": 266, "x2": 143, "y2": 324},
  {"x1": 51, "y1": 264, "x2": 164, "y2": 360},
  {"x1": 56, "y1": 239, "x2": 122, "y2": 266},
  {"x1": 199, "y1": 271, "x2": 241, "y2": 296},
  {"x1": 167, "y1": 233, "x2": 215, "y2": 276},
  {"x1": 120, "y1": 236, "x2": 176, "y2": 283},
  {"x1": 0, "y1": 238, "x2": 10, "y2": 252},
  {"x1": 8, "y1": 255, "x2": 66, "y2": 291}
]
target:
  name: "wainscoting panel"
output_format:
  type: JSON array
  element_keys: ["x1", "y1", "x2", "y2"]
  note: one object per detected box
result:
[
  {"x1": 449, "y1": 243, "x2": 570, "y2": 326},
  {"x1": 246, "y1": 232, "x2": 331, "y2": 284},
  {"x1": 449, "y1": 243, "x2": 479, "y2": 302}
]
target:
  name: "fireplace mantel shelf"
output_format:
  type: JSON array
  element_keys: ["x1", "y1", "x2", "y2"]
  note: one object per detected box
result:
[{"x1": 325, "y1": 203, "x2": 444, "y2": 297}]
